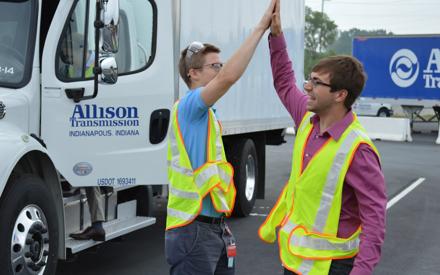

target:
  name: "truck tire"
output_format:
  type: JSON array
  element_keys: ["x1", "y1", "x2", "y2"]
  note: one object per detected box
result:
[
  {"x1": 228, "y1": 139, "x2": 258, "y2": 217},
  {"x1": 137, "y1": 186, "x2": 155, "y2": 217},
  {"x1": 0, "y1": 174, "x2": 58, "y2": 275},
  {"x1": 377, "y1": 108, "x2": 390, "y2": 117}
]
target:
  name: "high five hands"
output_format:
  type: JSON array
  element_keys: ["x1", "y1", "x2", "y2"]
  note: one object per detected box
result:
[
  {"x1": 271, "y1": 0, "x2": 282, "y2": 37},
  {"x1": 257, "y1": 0, "x2": 282, "y2": 36}
]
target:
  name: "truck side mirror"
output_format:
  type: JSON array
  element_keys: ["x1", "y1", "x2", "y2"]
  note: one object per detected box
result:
[
  {"x1": 100, "y1": 56, "x2": 118, "y2": 84},
  {"x1": 75, "y1": 0, "x2": 120, "y2": 102},
  {"x1": 100, "y1": 0, "x2": 119, "y2": 53}
]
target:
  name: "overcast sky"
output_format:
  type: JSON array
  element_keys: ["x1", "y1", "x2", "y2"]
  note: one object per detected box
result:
[{"x1": 305, "y1": 0, "x2": 440, "y2": 35}]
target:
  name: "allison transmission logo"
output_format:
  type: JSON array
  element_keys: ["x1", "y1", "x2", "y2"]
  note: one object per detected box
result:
[{"x1": 389, "y1": 49, "x2": 419, "y2": 88}]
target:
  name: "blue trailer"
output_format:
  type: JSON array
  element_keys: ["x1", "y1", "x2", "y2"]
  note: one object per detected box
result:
[{"x1": 353, "y1": 35, "x2": 440, "y2": 122}]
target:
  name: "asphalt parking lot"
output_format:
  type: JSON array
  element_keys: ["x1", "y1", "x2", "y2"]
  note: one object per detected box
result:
[{"x1": 57, "y1": 125, "x2": 440, "y2": 275}]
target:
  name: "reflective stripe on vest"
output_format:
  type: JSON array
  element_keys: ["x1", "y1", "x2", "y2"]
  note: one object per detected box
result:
[
  {"x1": 194, "y1": 163, "x2": 232, "y2": 190},
  {"x1": 290, "y1": 232, "x2": 360, "y2": 252},
  {"x1": 194, "y1": 165, "x2": 221, "y2": 189},
  {"x1": 296, "y1": 260, "x2": 314, "y2": 275},
  {"x1": 168, "y1": 159, "x2": 193, "y2": 177},
  {"x1": 167, "y1": 207, "x2": 197, "y2": 221},
  {"x1": 166, "y1": 101, "x2": 236, "y2": 230},
  {"x1": 169, "y1": 185, "x2": 199, "y2": 200},
  {"x1": 313, "y1": 130, "x2": 358, "y2": 232},
  {"x1": 213, "y1": 117, "x2": 224, "y2": 161},
  {"x1": 281, "y1": 226, "x2": 359, "y2": 273}
]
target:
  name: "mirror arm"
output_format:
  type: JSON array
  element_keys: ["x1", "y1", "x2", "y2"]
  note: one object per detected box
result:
[
  {"x1": 69, "y1": 0, "x2": 118, "y2": 103},
  {"x1": 80, "y1": 0, "x2": 103, "y2": 102}
]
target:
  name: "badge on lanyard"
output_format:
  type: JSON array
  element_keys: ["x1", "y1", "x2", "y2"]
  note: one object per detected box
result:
[
  {"x1": 227, "y1": 244, "x2": 236, "y2": 268},
  {"x1": 225, "y1": 223, "x2": 236, "y2": 268}
]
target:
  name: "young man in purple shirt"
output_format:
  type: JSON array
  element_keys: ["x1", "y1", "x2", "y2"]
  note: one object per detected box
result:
[{"x1": 259, "y1": 1, "x2": 387, "y2": 275}]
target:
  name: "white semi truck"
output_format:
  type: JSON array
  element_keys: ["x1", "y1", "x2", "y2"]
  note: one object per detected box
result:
[{"x1": 0, "y1": 0, "x2": 304, "y2": 274}]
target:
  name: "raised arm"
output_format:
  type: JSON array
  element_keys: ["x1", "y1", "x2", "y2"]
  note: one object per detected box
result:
[
  {"x1": 269, "y1": 0, "x2": 307, "y2": 127},
  {"x1": 200, "y1": 0, "x2": 277, "y2": 107}
]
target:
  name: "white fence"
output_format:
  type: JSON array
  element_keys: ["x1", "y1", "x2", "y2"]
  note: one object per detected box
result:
[
  {"x1": 437, "y1": 123, "x2": 440, "y2": 145},
  {"x1": 358, "y1": 117, "x2": 412, "y2": 142},
  {"x1": 286, "y1": 117, "x2": 413, "y2": 142}
]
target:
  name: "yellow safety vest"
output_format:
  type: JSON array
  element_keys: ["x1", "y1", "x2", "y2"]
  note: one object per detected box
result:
[
  {"x1": 67, "y1": 64, "x2": 94, "y2": 78},
  {"x1": 67, "y1": 52, "x2": 94, "y2": 78},
  {"x1": 166, "y1": 101, "x2": 236, "y2": 230},
  {"x1": 259, "y1": 112, "x2": 380, "y2": 275}
]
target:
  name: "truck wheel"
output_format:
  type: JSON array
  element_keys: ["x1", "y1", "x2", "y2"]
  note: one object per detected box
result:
[
  {"x1": 0, "y1": 175, "x2": 58, "y2": 275},
  {"x1": 377, "y1": 108, "x2": 390, "y2": 117},
  {"x1": 137, "y1": 186, "x2": 155, "y2": 217},
  {"x1": 229, "y1": 139, "x2": 258, "y2": 217}
]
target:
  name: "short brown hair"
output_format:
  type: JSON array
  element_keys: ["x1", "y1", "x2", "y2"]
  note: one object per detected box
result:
[
  {"x1": 179, "y1": 43, "x2": 220, "y2": 88},
  {"x1": 312, "y1": 55, "x2": 367, "y2": 109}
]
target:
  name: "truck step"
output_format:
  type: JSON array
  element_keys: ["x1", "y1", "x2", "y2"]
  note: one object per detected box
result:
[{"x1": 65, "y1": 200, "x2": 156, "y2": 254}]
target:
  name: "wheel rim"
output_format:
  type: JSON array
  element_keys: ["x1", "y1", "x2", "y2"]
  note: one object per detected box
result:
[
  {"x1": 245, "y1": 154, "x2": 256, "y2": 201},
  {"x1": 378, "y1": 110, "x2": 388, "y2": 117},
  {"x1": 10, "y1": 205, "x2": 50, "y2": 275}
]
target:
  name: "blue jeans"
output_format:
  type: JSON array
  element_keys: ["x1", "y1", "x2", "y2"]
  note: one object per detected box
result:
[
  {"x1": 165, "y1": 220, "x2": 235, "y2": 275},
  {"x1": 284, "y1": 257, "x2": 355, "y2": 275}
]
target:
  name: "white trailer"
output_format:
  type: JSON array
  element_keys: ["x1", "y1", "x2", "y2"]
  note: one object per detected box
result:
[{"x1": 0, "y1": 0, "x2": 304, "y2": 274}]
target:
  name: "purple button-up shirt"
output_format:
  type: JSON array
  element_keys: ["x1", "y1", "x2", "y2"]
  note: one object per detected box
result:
[{"x1": 269, "y1": 34, "x2": 387, "y2": 275}]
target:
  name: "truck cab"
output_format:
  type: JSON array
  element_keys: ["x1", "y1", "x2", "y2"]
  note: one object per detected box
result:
[{"x1": 0, "y1": 0, "x2": 172, "y2": 273}]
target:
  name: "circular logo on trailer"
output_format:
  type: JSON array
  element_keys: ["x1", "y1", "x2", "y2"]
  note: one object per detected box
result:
[
  {"x1": 0, "y1": 101, "x2": 5, "y2": 119},
  {"x1": 389, "y1": 49, "x2": 419, "y2": 88},
  {"x1": 73, "y1": 162, "x2": 93, "y2": 176}
]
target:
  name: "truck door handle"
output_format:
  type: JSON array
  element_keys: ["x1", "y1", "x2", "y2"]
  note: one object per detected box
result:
[
  {"x1": 149, "y1": 109, "x2": 170, "y2": 144},
  {"x1": 65, "y1": 88, "x2": 85, "y2": 103}
]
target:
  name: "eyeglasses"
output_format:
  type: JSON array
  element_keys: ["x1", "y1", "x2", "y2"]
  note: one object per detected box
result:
[
  {"x1": 186, "y1": 41, "x2": 205, "y2": 63},
  {"x1": 202, "y1": 63, "x2": 223, "y2": 71},
  {"x1": 304, "y1": 76, "x2": 334, "y2": 90}
]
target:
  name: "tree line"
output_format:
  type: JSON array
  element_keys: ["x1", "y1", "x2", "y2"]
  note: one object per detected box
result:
[{"x1": 304, "y1": 6, "x2": 393, "y2": 78}]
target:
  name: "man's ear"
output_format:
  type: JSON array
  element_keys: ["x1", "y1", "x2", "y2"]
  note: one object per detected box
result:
[
  {"x1": 188, "y1": 68, "x2": 199, "y2": 81},
  {"x1": 334, "y1": 89, "x2": 348, "y2": 104}
]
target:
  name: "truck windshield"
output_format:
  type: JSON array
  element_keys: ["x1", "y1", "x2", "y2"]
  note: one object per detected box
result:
[{"x1": 0, "y1": 0, "x2": 36, "y2": 89}]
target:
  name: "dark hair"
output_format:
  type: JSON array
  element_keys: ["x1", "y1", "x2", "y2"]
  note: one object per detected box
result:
[
  {"x1": 312, "y1": 55, "x2": 367, "y2": 109},
  {"x1": 179, "y1": 43, "x2": 220, "y2": 88}
]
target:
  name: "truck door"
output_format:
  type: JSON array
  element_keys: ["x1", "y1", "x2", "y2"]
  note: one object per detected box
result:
[{"x1": 41, "y1": 0, "x2": 174, "y2": 188}]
